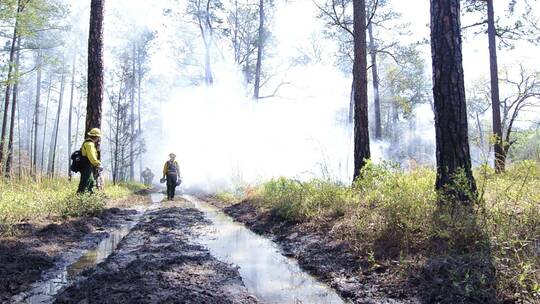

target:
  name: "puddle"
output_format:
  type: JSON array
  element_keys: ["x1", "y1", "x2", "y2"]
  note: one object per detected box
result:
[
  {"x1": 11, "y1": 216, "x2": 142, "y2": 304},
  {"x1": 183, "y1": 195, "x2": 347, "y2": 304},
  {"x1": 150, "y1": 193, "x2": 165, "y2": 203}
]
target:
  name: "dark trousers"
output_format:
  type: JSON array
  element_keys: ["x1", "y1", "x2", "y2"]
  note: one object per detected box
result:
[
  {"x1": 166, "y1": 174, "x2": 178, "y2": 199},
  {"x1": 77, "y1": 166, "x2": 95, "y2": 193}
]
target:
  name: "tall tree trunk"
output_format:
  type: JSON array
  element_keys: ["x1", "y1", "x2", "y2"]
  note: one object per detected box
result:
[
  {"x1": 253, "y1": 0, "x2": 264, "y2": 99},
  {"x1": 5, "y1": 36, "x2": 21, "y2": 177},
  {"x1": 68, "y1": 54, "x2": 76, "y2": 179},
  {"x1": 0, "y1": 0, "x2": 21, "y2": 169},
  {"x1": 487, "y1": 0, "x2": 504, "y2": 172},
  {"x1": 86, "y1": 0, "x2": 105, "y2": 135},
  {"x1": 352, "y1": 0, "x2": 370, "y2": 181},
  {"x1": 129, "y1": 44, "x2": 136, "y2": 181},
  {"x1": 48, "y1": 69, "x2": 66, "y2": 176},
  {"x1": 17, "y1": 105, "x2": 21, "y2": 177},
  {"x1": 368, "y1": 22, "x2": 382, "y2": 140},
  {"x1": 348, "y1": 80, "x2": 354, "y2": 124},
  {"x1": 137, "y1": 46, "x2": 143, "y2": 181},
  {"x1": 33, "y1": 50, "x2": 43, "y2": 174},
  {"x1": 41, "y1": 80, "x2": 52, "y2": 169},
  {"x1": 430, "y1": 0, "x2": 476, "y2": 201}
]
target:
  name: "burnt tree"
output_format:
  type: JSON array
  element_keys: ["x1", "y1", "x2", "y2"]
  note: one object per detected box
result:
[
  {"x1": 430, "y1": 0, "x2": 476, "y2": 200},
  {"x1": 86, "y1": 0, "x2": 105, "y2": 135},
  {"x1": 352, "y1": 0, "x2": 370, "y2": 181}
]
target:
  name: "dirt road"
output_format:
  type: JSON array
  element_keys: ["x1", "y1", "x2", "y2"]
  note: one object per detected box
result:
[
  {"x1": 2, "y1": 194, "x2": 349, "y2": 304},
  {"x1": 55, "y1": 206, "x2": 258, "y2": 304}
]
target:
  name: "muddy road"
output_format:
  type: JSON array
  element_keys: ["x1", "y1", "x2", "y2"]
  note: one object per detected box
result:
[{"x1": 3, "y1": 194, "x2": 348, "y2": 304}]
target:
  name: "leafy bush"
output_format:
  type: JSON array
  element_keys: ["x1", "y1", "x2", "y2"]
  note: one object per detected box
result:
[{"x1": 245, "y1": 161, "x2": 540, "y2": 302}]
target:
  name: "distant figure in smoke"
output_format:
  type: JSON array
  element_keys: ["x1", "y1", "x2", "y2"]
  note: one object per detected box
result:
[
  {"x1": 162, "y1": 153, "x2": 181, "y2": 200},
  {"x1": 141, "y1": 167, "x2": 154, "y2": 186}
]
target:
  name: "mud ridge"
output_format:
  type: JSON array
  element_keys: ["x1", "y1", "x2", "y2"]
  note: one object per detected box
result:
[
  {"x1": 55, "y1": 207, "x2": 259, "y2": 304},
  {"x1": 219, "y1": 200, "x2": 420, "y2": 304},
  {"x1": 0, "y1": 207, "x2": 141, "y2": 302}
]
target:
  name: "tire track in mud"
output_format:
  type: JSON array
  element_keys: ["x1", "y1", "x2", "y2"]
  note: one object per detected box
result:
[{"x1": 54, "y1": 206, "x2": 259, "y2": 304}]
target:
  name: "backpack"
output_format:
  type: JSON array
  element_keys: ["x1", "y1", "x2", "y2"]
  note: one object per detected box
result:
[
  {"x1": 166, "y1": 161, "x2": 178, "y2": 175},
  {"x1": 70, "y1": 141, "x2": 91, "y2": 173}
]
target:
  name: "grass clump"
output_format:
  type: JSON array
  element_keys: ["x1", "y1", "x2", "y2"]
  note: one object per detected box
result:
[
  {"x1": 243, "y1": 161, "x2": 540, "y2": 303},
  {"x1": 0, "y1": 177, "x2": 147, "y2": 234}
]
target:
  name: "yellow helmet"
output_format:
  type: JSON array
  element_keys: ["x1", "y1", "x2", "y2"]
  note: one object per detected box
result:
[{"x1": 87, "y1": 128, "x2": 102, "y2": 137}]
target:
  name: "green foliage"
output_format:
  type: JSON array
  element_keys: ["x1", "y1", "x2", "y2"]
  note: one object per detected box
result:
[
  {"x1": 258, "y1": 177, "x2": 354, "y2": 220},
  {"x1": 249, "y1": 161, "x2": 540, "y2": 302},
  {"x1": 0, "y1": 177, "x2": 141, "y2": 234}
]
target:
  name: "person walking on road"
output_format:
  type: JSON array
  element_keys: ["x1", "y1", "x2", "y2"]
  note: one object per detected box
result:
[
  {"x1": 162, "y1": 153, "x2": 181, "y2": 200},
  {"x1": 77, "y1": 128, "x2": 103, "y2": 193},
  {"x1": 141, "y1": 167, "x2": 154, "y2": 186}
]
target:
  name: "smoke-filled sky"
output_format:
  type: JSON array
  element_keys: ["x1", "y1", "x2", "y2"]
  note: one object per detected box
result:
[{"x1": 65, "y1": 0, "x2": 540, "y2": 189}]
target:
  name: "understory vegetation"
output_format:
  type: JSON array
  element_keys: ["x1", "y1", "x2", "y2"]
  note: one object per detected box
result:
[
  {"x1": 228, "y1": 161, "x2": 540, "y2": 302},
  {"x1": 0, "y1": 177, "x2": 147, "y2": 234}
]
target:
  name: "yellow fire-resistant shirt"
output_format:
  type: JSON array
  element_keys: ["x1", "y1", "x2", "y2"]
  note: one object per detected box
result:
[
  {"x1": 163, "y1": 160, "x2": 180, "y2": 176},
  {"x1": 81, "y1": 140, "x2": 101, "y2": 167}
]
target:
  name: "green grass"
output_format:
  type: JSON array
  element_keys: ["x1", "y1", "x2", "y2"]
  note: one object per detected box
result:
[
  {"x1": 0, "y1": 177, "x2": 147, "y2": 234},
  {"x1": 243, "y1": 161, "x2": 540, "y2": 302}
]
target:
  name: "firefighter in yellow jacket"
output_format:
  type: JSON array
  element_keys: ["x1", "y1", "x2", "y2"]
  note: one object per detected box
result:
[
  {"x1": 163, "y1": 153, "x2": 181, "y2": 200},
  {"x1": 77, "y1": 128, "x2": 103, "y2": 193}
]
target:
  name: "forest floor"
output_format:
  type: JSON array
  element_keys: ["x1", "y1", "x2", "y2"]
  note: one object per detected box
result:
[
  {"x1": 206, "y1": 197, "x2": 420, "y2": 304},
  {"x1": 1, "y1": 193, "x2": 258, "y2": 304}
]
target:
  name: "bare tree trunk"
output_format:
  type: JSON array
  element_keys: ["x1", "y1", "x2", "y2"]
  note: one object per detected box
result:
[
  {"x1": 129, "y1": 44, "x2": 135, "y2": 180},
  {"x1": 487, "y1": 0, "x2": 504, "y2": 172},
  {"x1": 137, "y1": 46, "x2": 143, "y2": 181},
  {"x1": 33, "y1": 50, "x2": 43, "y2": 174},
  {"x1": 68, "y1": 54, "x2": 76, "y2": 179},
  {"x1": 41, "y1": 80, "x2": 52, "y2": 169},
  {"x1": 368, "y1": 22, "x2": 382, "y2": 140},
  {"x1": 48, "y1": 68, "x2": 66, "y2": 176},
  {"x1": 253, "y1": 0, "x2": 264, "y2": 99},
  {"x1": 86, "y1": 0, "x2": 105, "y2": 135},
  {"x1": 348, "y1": 80, "x2": 354, "y2": 124},
  {"x1": 5, "y1": 36, "x2": 21, "y2": 177},
  {"x1": 430, "y1": 0, "x2": 476, "y2": 201},
  {"x1": 0, "y1": 0, "x2": 21, "y2": 169},
  {"x1": 352, "y1": 0, "x2": 370, "y2": 181},
  {"x1": 17, "y1": 105, "x2": 21, "y2": 177}
]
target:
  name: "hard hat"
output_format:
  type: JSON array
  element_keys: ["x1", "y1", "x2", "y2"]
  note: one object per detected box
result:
[
  {"x1": 169, "y1": 153, "x2": 176, "y2": 158},
  {"x1": 87, "y1": 128, "x2": 102, "y2": 137}
]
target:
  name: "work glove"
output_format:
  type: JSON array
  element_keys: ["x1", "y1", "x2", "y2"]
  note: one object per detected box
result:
[{"x1": 96, "y1": 165, "x2": 104, "y2": 173}]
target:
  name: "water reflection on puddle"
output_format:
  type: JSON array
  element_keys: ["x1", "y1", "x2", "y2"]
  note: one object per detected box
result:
[
  {"x1": 12, "y1": 219, "x2": 140, "y2": 304},
  {"x1": 184, "y1": 195, "x2": 346, "y2": 304}
]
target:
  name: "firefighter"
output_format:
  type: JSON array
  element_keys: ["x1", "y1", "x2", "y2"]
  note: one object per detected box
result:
[
  {"x1": 162, "y1": 153, "x2": 181, "y2": 200},
  {"x1": 77, "y1": 128, "x2": 103, "y2": 193}
]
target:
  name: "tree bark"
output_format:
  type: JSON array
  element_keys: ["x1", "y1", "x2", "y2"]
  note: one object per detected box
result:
[
  {"x1": 430, "y1": 0, "x2": 476, "y2": 201},
  {"x1": 5, "y1": 36, "x2": 21, "y2": 177},
  {"x1": 368, "y1": 22, "x2": 382, "y2": 140},
  {"x1": 487, "y1": 0, "x2": 504, "y2": 172},
  {"x1": 129, "y1": 44, "x2": 136, "y2": 180},
  {"x1": 48, "y1": 68, "x2": 66, "y2": 176},
  {"x1": 352, "y1": 0, "x2": 370, "y2": 181},
  {"x1": 33, "y1": 50, "x2": 43, "y2": 174},
  {"x1": 86, "y1": 0, "x2": 105, "y2": 135},
  {"x1": 137, "y1": 46, "x2": 143, "y2": 181},
  {"x1": 68, "y1": 54, "x2": 76, "y2": 179},
  {"x1": 253, "y1": 0, "x2": 264, "y2": 99},
  {"x1": 41, "y1": 80, "x2": 52, "y2": 169},
  {"x1": 0, "y1": 0, "x2": 21, "y2": 168}
]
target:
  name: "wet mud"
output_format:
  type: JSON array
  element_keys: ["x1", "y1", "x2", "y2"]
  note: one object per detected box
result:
[
  {"x1": 0, "y1": 207, "x2": 142, "y2": 303},
  {"x1": 219, "y1": 201, "x2": 420, "y2": 304},
  {"x1": 54, "y1": 206, "x2": 258, "y2": 304}
]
